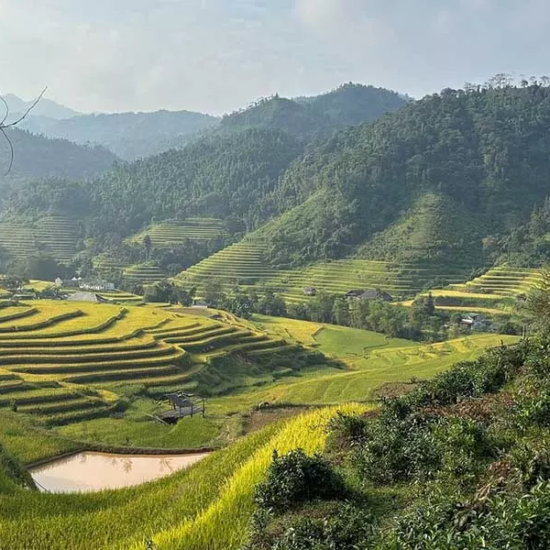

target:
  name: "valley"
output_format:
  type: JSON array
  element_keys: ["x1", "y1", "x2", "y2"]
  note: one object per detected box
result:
[{"x1": 1, "y1": 79, "x2": 549, "y2": 550}]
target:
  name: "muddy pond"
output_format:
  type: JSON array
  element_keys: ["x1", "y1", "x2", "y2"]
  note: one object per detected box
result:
[{"x1": 30, "y1": 451, "x2": 210, "y2": 493}]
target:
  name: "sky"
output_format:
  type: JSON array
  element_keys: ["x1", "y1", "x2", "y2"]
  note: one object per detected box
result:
[{"x1": 1, "y1": 0, "x2": 549, "y2": 115}]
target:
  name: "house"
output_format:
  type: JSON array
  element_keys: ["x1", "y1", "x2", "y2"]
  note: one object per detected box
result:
[
  {"x1": 66, "y1": 292, "x2": 109, "y2": 303},
  {"x1": 345, "y1": 289, "x2": 393, "y2": 302},
  {"x1": 192, "y1": 299, "x2": 209, "y2": 309},
  {"x1": 80, "y1": 281, "x2": 116, "y2": 292},
  {"x1": 461, "y1": 313, "x2": 487, "y2": 331},
  {"x1": 303, "y1": 287, "x2": 317, "y2": 296},
  {"x1": 159, "y1": 392, "x2": 206, "y2": 423},
  {"x1": 55, "y1": 277, "x2": 80, "y2": 288},
  {"x1": 12, "y1": 293, "x2": 36, "y2": 301}
]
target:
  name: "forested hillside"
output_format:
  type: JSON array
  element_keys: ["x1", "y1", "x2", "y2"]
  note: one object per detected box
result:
[
  {"x1": 5, "y1": 82, "x2": 550, "y2": 279},
  {"x1": 20, "y1": 109, "x2": 220, "y2": 160},
  {"x1": 219, "y1": 83, "x2": 407, "y2": 142},
  {"x1": 256, "y1": 83, "x2": 550, "y2": 268},
  {"x1": 0, "y1": 128, "x2": 117, "y2": 181}
]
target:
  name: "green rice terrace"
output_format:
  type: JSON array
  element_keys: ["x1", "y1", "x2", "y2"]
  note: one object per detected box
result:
[
  {"x1": 176, "y1": 238, "x2": 475, "y2": 301},
  {"x1": 129, "y1": 218, "x2": 228, "y2": 245},
  {"x1": 123, "y1": 263, "x2": 167, "y2": 286},
  {"x1": 93, "y1": 254, "x2": 132, "y2": 274},
  {"x1": 0, "y1": 215, "x2": 79, "y2": 263},
  {"x1": 408, "y1": 266, "x2": 544, "y2": 315},
  {"x1": 0, "y1": 298, "x2": 519, "y2": 550}
]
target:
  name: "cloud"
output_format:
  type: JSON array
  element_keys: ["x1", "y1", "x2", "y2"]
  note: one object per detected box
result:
[{"x1": 1, "y1": 0, "x2": 550, "y2": 114}]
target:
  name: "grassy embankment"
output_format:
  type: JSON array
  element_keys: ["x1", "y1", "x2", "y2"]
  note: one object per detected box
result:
[{"x1": 0, "y1": 404, "x2": 368, "y2": 550}]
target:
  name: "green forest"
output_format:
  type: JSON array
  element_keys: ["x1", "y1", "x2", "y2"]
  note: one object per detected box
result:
[{"x1": 4, "y1": 82, "x2": 550, "y2": 280}]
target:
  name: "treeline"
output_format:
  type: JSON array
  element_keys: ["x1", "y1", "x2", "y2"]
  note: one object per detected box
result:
[{"x1": 192, "y1": 284, "x2": 518, "y2": 341}]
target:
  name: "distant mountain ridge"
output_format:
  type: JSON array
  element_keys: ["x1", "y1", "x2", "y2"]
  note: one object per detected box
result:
[
  {"x1": 3, "y1": 93, "x2": 81, "y2": 120},
  {"x1": 19, "y1": 109, "x2": 220, "y2": 161},
  {"x1": 0, "y1": 128, "x2": 117, "y2": 181},
  {"x1": 219, "y1": 83, "x2": 407, "y2": 142}
]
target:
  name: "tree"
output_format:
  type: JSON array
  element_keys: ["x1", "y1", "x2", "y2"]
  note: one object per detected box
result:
[
  {"x1": 143, "y1": 235, "x2": 152, "y2": 262},
  {"x1": 204, "y1": 278, "x2": 225, "y2": 307},
  {"x1": 332, "y1": 297, "x2": 350, "y2": 326},
  {"x1": 144, "y1": 280, "x2": 178, "y2": 303}
]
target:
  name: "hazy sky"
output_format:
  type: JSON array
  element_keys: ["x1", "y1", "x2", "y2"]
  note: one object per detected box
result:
[{"x1": 1, "y1": 0, "x2": 549, "y2": 115}]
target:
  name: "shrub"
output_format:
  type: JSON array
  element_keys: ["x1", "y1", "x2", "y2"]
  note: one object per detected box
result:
[
  {"x1": 326, "y1": 412, "x2": 368, "y2": 450},
  {"x1": 352, "y1": 413, "x2": 442, "y2": 484},
  {"x1": 385, "y1": 482, "x2": 550, "y2": 550},
  {"x1": 270, "y1": 505, "x2": 373, "y2": 550},
  {"x1": 253, "y1": 449, "x2": 347, "y2": 515}
]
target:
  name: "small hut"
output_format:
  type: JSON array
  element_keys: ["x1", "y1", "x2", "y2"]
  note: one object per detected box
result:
[{"x1": 159, "y1": 392, "x2": 206, "y2": 423}]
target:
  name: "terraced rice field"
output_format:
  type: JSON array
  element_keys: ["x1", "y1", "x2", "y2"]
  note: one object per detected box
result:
[
  {"x1": 0, "y1": 404, "x2": 367, "y2": 550},
  {"x1": 93, "y1": 254, "x2": 131, "y2": 273},
  {"x1": 0, "y1": 215, "x2": 79, "y2": 263},
  {"x1": 406, "y1": 266, "x2": 544, "y2": 314},
  {"x1": 130, "y1": 218, "x2": 228, "y2": 245},
  {"x1": 0, "y1": 301, "x2": 297, "y2": 425},
  {"x1": 178, "y1": 239, "x2": 473, "y2": 300},
  {"x1": 211, "y1": 319, "x2": 520, "y2": 412},
  {"x1": 123, "y1": 263, "x2": 167, "y2": 285},
  {"x1": 447, "y1": 266, "x2": 542, "y2": 296},
  {"x1": 177, "y1": 240, "x2": 275, "y2": 288}
]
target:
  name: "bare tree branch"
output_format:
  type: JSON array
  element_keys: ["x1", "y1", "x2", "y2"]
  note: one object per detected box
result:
[
  {"x1": 0, "y1": 87, "x2": 47, "y2": 175},
  {"x1": 0, "y1": 95, "x2": 9, "y2": 126},
  {"x1": 0, "y1": 126, "x2": 14, "y2": 176},
  {"x1": 1, "y1": 87, "x2": 47, "y2": 129}
]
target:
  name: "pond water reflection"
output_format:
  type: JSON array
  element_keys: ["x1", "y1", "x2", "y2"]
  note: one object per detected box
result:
[{"x1": 30, "y1": 451, "x2": 210, "y2": 493}]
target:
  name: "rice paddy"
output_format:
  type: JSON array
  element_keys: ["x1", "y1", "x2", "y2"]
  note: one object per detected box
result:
[
  {"x1": 0, "y1": 404, "x2": 368, "y2": 550},
  {"x1": 123, "y1": 263, "x2": 167, "y2": 286},
  {"x1": 208, "y1": 316, "x2": 519, "y2": 412},
  {"x1": 0, "y1": 298, "x2": 522, "y2": 550},
  {"x1": 176, "y1": 238, "x2": 474, "y2": 301},
  {"x1": 0, "y1": 215, "x2": 79, "y2": 263},
  {"x1": 0, "y1": 301, "x2": 300, "y2": 428},
  {"x1": 404, "y1": 265, "x2": 544, "y2": 314},
  {"x1": 130, "y1": 218, "x2": 228, "y2": 245}
]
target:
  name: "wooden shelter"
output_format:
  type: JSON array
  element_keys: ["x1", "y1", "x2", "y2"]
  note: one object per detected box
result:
[{"x1": 158, "y1": 392, "x2": 206, "y2": 423}]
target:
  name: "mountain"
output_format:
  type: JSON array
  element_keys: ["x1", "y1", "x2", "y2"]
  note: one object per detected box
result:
[
  {"x1": 19, "y1": 110, "x2": 220, "y2": 161},
  {"x1": 1, "y1": 128, "x2": 301, "y2": 235},
  {"x1": 11, "y1": 82, "x2": 550, "y2": 279},
  {"x1": 3, "y1": 93, "x2": 80, "y2": 120},
  {"x1": 12, "y1": 83, "x2": 404, "y2": 162},
  {"x1": 298, "y1": 82, "x2": 409, "y2": 128},
  {"x1": 2, "y1": 83, "x2": 406, "y2": 236},
  {"x1": 219, "y1": 83, "x2": 408, "y2": 142},
  {"x1": 0, "y1": 128, "x2": 117, "y2": 180}
]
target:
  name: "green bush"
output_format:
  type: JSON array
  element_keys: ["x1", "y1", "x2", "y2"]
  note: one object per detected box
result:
[
  {"x1": 254, "y1": 449, "x2": 347, "y2": 515},
  {"x1": 271, "y1": 505, "x2": 373, "y2": 550}
]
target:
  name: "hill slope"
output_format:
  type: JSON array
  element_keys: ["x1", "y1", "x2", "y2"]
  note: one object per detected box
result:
[
  {"x1": 254, "y1": 84, "x2": 550, "y2": 268},
  {"x1": 20, "y1": 109, "x2": 220, "y2": 160},
  {"x1": 220, "y1": 83, "x2": 407, "y2": 142},
  {"x1": 0, "y1": 128, "x2": 117, "y2": 181}
]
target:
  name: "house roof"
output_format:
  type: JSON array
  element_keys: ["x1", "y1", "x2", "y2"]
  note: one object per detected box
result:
[
  {"x1": 66, "y1": 292, "x2": 109, "y2": 303},
  {"x1": 346, "y1": 289, "x2": 393, "y2": 301}
]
